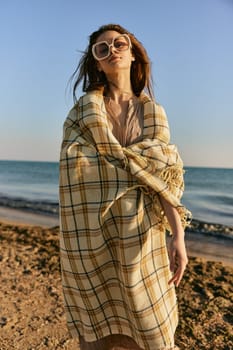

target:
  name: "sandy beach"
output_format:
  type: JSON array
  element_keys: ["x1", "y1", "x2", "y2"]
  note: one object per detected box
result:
[{"x1": 0, "y1": 208, "x2": 232, "y2": 349}]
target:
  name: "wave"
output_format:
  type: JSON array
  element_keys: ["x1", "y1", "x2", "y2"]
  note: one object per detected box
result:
[
  {"x1": 0, "y1": 195, "x2": 59, "y2": 216},
  {"x1": 188, "y1": 218, "x2": 233, "y2": 240}
]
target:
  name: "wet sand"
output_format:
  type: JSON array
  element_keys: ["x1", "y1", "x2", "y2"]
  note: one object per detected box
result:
[
  {"x1": 0, "y1": 209, "x2": 232, "y2": 349},
  {"x1": 0, "y1": 206, "x2": 59, "y2": 228}
]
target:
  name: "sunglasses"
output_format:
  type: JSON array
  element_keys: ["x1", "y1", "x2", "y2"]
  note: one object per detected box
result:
[{"x1": 92, "y1": 34, "x2": 132, "y2": 61}]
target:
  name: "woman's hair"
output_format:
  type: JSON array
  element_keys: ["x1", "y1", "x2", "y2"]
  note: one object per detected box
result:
[{"x1": 71, "y1": 24, "x2": 154, "y2": 101}]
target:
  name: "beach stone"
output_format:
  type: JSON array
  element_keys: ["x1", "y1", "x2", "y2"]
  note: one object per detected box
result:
[{"x1": 0, "y1": 317, "x2": 7, "y2": 327}]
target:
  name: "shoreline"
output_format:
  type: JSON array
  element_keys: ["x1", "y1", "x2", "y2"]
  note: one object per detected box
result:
[
  {"x1": 183, "y1": 231, "x2": 233, "y2": 267},
  {"x1": 0, "y1": 205, "x2": 233, "y2": 267},
  {"x1": 0, "y1": 206, "x2": 59, "y2": 228}
]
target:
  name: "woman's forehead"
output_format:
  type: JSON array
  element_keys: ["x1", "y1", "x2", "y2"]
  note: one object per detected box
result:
[{"x1": 95, "y1": 30, "x2": 122, "y2": 43}]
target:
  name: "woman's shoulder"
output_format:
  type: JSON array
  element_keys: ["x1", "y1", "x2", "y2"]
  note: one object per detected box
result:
[
  {"x1": 140, "y1": 93, "x2": 167, "y2": 117},
  {"x1": 154, "y1": 102, "x2": 167, "y2": 118},
  {"x1": 65, "y1": 90, "x2": 104, "y2": 124},
  {"x1": 73, "y1": 90, "x2": 104, "y2": 107},
  {"x1": 140, "y1": 92, "x2": 164, "y2": 108}
]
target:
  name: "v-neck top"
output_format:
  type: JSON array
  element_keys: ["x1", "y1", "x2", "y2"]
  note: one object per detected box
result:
[{"x1": 104, "y1": 96, "x2": 144, "y2": 147}]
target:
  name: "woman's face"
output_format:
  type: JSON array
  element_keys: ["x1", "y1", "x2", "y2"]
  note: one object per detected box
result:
[{"x1": 93, "y1": 30, "x2": 135, "y2": 75}]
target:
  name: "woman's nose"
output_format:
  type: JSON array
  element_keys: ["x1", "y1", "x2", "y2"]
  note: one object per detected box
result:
[{"x1": 109, "y1": 43, "x2": 117, "y2": 54}]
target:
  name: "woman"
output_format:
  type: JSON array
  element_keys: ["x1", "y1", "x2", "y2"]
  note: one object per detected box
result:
[{"x1": 59, "y1": 24, "x2": 191, "y2": 350}]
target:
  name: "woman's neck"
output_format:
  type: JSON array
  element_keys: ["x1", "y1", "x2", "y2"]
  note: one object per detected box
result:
[{"x1": 106, "y1": 75, "x2": 134, "y2": 102}]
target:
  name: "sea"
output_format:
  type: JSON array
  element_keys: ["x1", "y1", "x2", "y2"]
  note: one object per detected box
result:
[{"x1": 0, "y1": 160, "x2": 232, "y2": 228}]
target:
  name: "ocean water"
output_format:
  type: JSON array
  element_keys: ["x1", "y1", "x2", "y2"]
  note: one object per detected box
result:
[
  {"x1": 0, "y1": 160, "x2": 59, "y2": 216},
  {"x1": 0, "y1": 160, "x2": 232, "y2": 227},
  {"x1": 183, "y1": 167, "x2": 233, "y2": 227}
]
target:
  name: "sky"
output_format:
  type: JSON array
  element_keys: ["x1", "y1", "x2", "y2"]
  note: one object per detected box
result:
[{"x1": 0, "y1": 0, "x2": 232, "y2": 168}]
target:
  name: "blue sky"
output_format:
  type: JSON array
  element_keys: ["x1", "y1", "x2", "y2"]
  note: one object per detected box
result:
[{"x1": 0, "y1": 0, "x2": 232, "y2": 167}]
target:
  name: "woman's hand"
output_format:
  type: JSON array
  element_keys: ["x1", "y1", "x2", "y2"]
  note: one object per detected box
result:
[
  {"x1": 168, "y1": 235, "x2": 188, "y2": 287},
  {"x1": 159, "y1": 196, "x2": 188, "y2": 287}
]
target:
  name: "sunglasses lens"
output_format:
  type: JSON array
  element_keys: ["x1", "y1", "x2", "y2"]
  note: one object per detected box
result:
[
  {"x1": 93, "y1": 42, "x2": 109, "y2": 60},
  {"x1": 113, "y1": 35, "x2": 130, "y2": 51}
]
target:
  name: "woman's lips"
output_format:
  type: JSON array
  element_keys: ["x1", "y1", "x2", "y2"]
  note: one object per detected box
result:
[{"x1": 108, "y1": 55, "x2": 121, "y2": 63}]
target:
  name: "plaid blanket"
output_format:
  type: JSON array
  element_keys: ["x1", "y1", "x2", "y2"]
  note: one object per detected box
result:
[{"x1": 59, "y1": 91, "x2": 190, "y2": 349}]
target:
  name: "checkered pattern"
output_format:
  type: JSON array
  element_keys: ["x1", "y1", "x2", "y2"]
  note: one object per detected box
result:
[{"x1": 59, "y1": 91, "x2": 190, "y2": 349}]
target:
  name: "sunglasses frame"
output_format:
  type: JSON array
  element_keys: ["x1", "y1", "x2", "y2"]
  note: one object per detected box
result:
[{"x1": 92, "y1": 34, "x2": 132, "y2": 61}]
